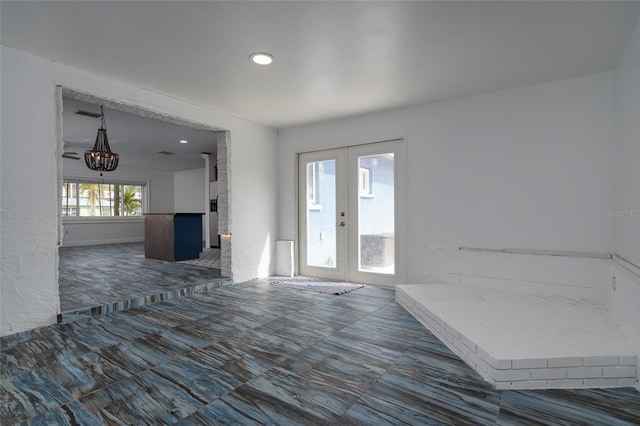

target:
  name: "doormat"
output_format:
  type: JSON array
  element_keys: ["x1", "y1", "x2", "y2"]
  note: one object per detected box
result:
[{"x1": 270, "y1": 277, "x2": 365, "y2": 295}]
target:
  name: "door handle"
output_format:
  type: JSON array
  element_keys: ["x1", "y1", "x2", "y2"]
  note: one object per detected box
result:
[{"x1": 336, "y1": 221, "x2": 345, "y2": 227}]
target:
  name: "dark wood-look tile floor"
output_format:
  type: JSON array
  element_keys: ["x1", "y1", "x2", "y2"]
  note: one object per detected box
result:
[
  {"x1": 2, "y1": 278, "x2": 639, "y2": 425},
  {"x1": 58, "y1": 243, "x2": 231, "y2": 321}
]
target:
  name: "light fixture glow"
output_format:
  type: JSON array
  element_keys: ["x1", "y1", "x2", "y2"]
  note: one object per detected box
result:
[
  {"x1": 179, "y1": 140, "x2": 188, "y2": 144},
  {"x1": 250, "y1": 52, "x2": 274, "y2": 65}
]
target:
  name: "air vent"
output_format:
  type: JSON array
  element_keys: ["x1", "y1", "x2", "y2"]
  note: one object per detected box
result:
[
  {"x1": 158, "y1": 151, "x2": 175, "y2": 155},
  {"x1": 75, "y1": 110, "x2": 101, "y2": 118}
]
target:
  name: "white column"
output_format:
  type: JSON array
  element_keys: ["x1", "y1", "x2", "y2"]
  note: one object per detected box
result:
[{"x1": 201, "y1": 153, "x2": 210, "y2": 248}]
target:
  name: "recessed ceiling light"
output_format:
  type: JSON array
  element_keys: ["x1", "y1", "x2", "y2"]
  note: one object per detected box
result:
[
  {"x1": 179, "y1": 140, "x2": 188, "y2": 144},
  {"x1": 250, "y1": 52, "x2": 274, "y2": 65}
]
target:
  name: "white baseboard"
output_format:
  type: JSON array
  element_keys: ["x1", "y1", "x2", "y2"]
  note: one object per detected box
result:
[{"x1": 61, "y1": 237, "x2": 144, "y2": 247}]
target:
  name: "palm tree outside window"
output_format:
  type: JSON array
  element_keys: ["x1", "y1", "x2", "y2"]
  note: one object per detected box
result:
[
  {"x1": 62, "y1": 180, "x2": 144, "y2": 217},
  {"x1": 122, "y1": 185, "x2": 142, "y2": 216}
]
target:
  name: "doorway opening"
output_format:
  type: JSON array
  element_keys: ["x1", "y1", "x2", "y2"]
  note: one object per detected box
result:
[
  {"x1": 298, "y1": 139, "x2": 406, "y2": 287},
  {"x1": 56, "y1": 86, "x2": 232, "y2": 319}
]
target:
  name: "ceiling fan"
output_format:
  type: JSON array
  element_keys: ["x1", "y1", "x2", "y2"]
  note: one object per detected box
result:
[{"x1": 62, "y1": 151, "x2": 81, "y2": 160}]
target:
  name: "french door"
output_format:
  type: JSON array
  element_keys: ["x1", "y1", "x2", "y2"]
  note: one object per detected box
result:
[{"x1": 298, "y1": 139, "x2": 406, "y2": 286}]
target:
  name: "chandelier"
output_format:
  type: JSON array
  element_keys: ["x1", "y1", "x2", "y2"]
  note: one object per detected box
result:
[{"x1": 85, "y1": 106, "x2": 119, "y2": 175}]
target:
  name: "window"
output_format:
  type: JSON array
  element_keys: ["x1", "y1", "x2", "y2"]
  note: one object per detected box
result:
[
  {"x1": 306, "y1": 161, "x2": 327, "y2": 211},
  {"x1": 359, "y1": 166, "x2": 373, "y2": 197},
  {"x1": 307, "y1": 162, "x2": 318, "y2": 205},
  {"x1": 62, "y1": 179, "x2": 145, "y2": 217}
]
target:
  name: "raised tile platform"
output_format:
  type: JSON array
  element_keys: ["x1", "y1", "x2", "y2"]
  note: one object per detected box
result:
[
  {"x1": 58, "y1": 243, "x2": 232, "y2": 323},
  {"x1": 397, "y1": 284, "x2": 638, "y2": 390},
  {"x1": 58, "y1": 278, "x2": 233, "y2": 323}
]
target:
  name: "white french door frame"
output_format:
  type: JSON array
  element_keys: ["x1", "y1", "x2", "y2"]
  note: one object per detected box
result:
[
  {"x1": 347, "y1": 139, "x2": 407, "y2": 286},
  {"x1": 298, "y1": 139, "x2": 406, "y2": 287},
  {"x1": 298, "y1": 148, "x2": 347, "y2": 281}
]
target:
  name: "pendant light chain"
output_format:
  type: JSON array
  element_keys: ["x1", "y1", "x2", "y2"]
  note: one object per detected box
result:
[{"x1": 100, "y1": 105, "x2": 106, "y2": 130}]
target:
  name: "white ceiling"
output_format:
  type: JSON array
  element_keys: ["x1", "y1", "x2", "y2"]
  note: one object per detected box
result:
[
  {"x1": 2, "y1": 1, "x2": 640, "y2": 130},
  {"x1": 63, "y1": 98, "x2": 217, "y2": 172}
]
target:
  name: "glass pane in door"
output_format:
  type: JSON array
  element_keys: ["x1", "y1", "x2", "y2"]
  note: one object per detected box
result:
[
  {"x1": 306, "y1": 159, "x2": 337, "y2": 268},
  {"x1": 358, "y1": 153, "x2": 395, "y2": 274}
]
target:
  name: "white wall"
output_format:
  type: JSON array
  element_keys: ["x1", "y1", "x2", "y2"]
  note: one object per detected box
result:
[
  {"x1": 174, "y1": 168, "x2": 206, "y2": 213},
  {"x1": 60, "y1": 160, "x2": 175, "y2": 246},
  {"x1": 228, "y1": 127, "x2": 279, "y2": 279},
  {"x1": 424, "y1": 248, "x2": 609, "y2": 304},
  {"x1": 613, "y1": 18, "x2": 640, "y2": 269},
  {"x1": 610, "y1": 17, "x2": 640, "y2": 387},
  {"x1": 175, "y1": 168, "x2": 207, "y2": 242},
  {"x1": 0, "y1": 46, "x2": 278, "y2": 336},
  {"x1": 278, "y1": 72, "x2": 616, "y2": 283},
  {"x1": 62, "y1": 218, "x2": 145, "y2": 247}
]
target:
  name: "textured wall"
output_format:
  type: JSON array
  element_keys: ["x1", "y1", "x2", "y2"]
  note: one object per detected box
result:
[
  {"x1": 1, "y1": 47, "x2": 61, "y2": 334},
  {"x1": 217, "y1": 132, "x2": 232, "y2": 278}
]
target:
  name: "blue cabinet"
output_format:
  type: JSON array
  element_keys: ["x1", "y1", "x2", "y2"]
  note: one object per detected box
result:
[{"x1": 144, "y1": 213, "x2": 204, "y2": 261}]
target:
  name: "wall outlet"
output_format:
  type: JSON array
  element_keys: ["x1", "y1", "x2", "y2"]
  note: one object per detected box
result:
[{"x1": 611, "y1": 275, "x2": 616, "y2": 291}]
